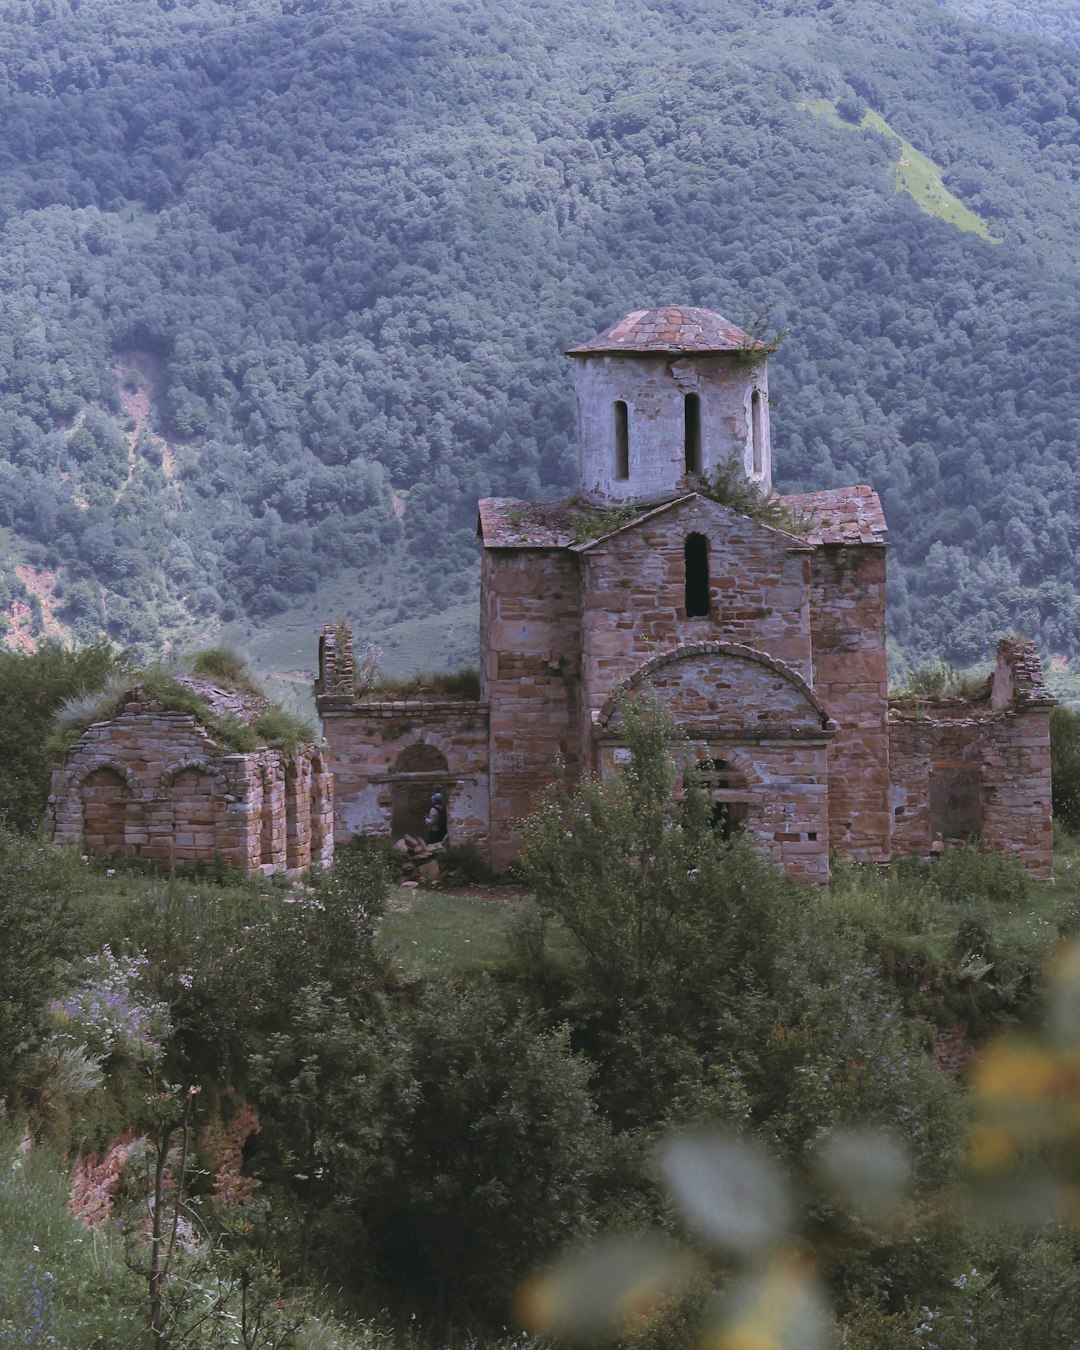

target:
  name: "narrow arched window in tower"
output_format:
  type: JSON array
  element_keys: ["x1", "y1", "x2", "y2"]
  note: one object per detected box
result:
[
  {"x1": 685, "y1": 532, "x2": 710, "y2": 618},
  {"x1": 751, "y1": 388, "x2": 765, "y2": 476},
  {"x1": 684, "y1": 393, "x2": 701, "y2": 475},
  {"x1": 613, "y1": 401, "x2": 629, "y2": 479}
]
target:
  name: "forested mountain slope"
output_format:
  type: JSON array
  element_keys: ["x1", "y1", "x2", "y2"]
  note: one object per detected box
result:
[
  {"x1": 939, "y1": 0, "x2": 1080, "y2": 52},
  {"x1": 3, "y1": 0, "x2": 1080, "y2": 666}
]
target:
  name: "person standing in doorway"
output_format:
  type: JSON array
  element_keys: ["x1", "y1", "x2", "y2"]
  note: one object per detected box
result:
[{"x1": 426, "y1": 792, "x2": 447, "y2": 845}]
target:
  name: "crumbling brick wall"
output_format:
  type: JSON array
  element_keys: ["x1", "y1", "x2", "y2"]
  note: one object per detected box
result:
[
  {"x1": 47, "y1": 692, "x2": 332, "y2": 876},
  {"x1": 888, "y1": 639, "x2": 1055, "y2": 880}
]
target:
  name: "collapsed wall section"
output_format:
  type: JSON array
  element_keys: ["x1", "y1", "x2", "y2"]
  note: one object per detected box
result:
[{"x1": 888, "y1": 639, "x2": 1055, "y2": 880}]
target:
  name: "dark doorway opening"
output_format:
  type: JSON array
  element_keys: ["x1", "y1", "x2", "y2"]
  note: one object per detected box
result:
[{"x1": 390, "y1": 742, "x2": 450, "y2": 841}]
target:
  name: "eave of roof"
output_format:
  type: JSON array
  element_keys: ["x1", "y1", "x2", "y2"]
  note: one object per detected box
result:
[
  {"x1": 478, "y1": 492, "x2": 819, "y2": 551},
  {"x1": 777, "y1": 485, "x2": 888, "y2": 546}
]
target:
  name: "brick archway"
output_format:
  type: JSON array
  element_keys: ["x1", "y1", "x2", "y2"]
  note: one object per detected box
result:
[{"x1": 596, "y1": 641, "x2": 832, "y2": 732}]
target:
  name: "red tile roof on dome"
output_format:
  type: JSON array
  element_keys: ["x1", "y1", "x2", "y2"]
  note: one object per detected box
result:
[{"x1": 566, "y1": 306, "x2": 762, "y2": 355}]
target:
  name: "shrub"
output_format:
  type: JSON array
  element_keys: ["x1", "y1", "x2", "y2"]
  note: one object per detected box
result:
[
  {"x1": 1051, "y1": 705, "x2": 1080, "y2": 836},
  {"x1": 188, "y1": 644, "x2": 251, "y2": 687},
  {"x1": 0, "y1": 639, "x2": 123, "y2": 831}
]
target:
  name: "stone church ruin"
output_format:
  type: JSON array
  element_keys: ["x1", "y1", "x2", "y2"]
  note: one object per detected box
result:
[
  {"x1": 317, "y1": 306, "x2": 1055, "y2": 882},
  {"x1": 46, "y1": 306, "x2": 1054, "y2": 883},
  {"x1": 48, "y1": 676, "x2": 334, "y2": 875}
]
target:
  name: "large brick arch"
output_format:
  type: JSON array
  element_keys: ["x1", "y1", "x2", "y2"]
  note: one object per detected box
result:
[
  {"x1": 384, "y1": 726, "x2": 459, "y2": 771},
  {"x1": 596, "y1": 641, "x2": 832, "y2": 734}
]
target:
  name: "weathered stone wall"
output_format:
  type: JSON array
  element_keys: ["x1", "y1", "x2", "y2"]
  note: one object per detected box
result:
[
  {"x1": 318, "y1": 700, "x2": 490, "y2": 851},
  {"x1": 596, "y1": 731, "x2": 831, "y2": 882},
  {"x1": 596, "y1": 647, "x2": 833, "y2": 880},
  {"x1": 808, "y1": 545, "x2": 891, "y2": 863},
  {"x1": 579, "y1": 496, "x2": 814, "y2": 723},
  {"x1": 482, "y1": 548, "x2": 583, "y2": 870},
  {"x1": 889, "y1": 706, "x2": 1054, "y2": 879},
  {"x1": 47, "y1": 699, "x2": 331, "y2": 876},
  {"x1": 574, "y1": 352, "x2": 770, "y2": 504}
]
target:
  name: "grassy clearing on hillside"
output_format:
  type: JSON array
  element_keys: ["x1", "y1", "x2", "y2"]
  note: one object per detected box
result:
[{"x1": 800, "y1": 98, "x2": 1000, "y2": 240}]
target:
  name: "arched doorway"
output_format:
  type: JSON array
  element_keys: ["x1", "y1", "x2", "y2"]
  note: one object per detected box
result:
[
  {"x1": 390, "y1": 742, "x2": 450, "y2": 842},
  {"x1": 81, "y1": 767, "x2": 131, "y2": 856}
]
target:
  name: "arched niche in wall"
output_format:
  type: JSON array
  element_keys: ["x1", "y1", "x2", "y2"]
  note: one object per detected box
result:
[{"x1": 81, "y1": 766, "x2": 132, "y2": 857}]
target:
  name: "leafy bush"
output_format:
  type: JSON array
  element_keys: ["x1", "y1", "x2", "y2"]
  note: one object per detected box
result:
[
  {"x1": 188, "y1": 645, "x2": 252, "y2": 688},
  {"x1": 891, "y1": 660, "x2": 991, "y2": 702},
  {"x1": 694, "y1": 460, "x2": 813, "y2": 534},
  {"x1": 0, "y1": 828, "x2": 105, "y2": 1099},
  {"x1": 0, "y1": 639, "x2": 123, "y2": 832},
  {"x1": 1051, "y1": 706, "x2": 1080, "y2": 836}
]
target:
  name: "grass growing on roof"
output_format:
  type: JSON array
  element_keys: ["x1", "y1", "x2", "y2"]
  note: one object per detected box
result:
[
  {"x1": 365, "y1": 666, "x2": 481, "y2": 700},
  {"x1": 51, "y1": 656, "x2": 316, "y2": 756}
]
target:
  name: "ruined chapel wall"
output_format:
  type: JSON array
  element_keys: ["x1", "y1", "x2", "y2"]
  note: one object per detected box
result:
[
  {"x1": 808, "y1": 545, "x2": 890, "y2": 862},
  {"x1": 889, "y1": 707, "x2": 1053, "y2": 880},
  {"x1": 483, "y1": 549, "x2": 582, "y2": 871},
  {"x1": 48, "y1": 706, "x2": 327, "y2": 875},
  {"x1": 580, "y1": 499, "x2": 813, "y2": 720},
  {"x1": 319, "y1": 702, "x2": 489, "y2": 851}
]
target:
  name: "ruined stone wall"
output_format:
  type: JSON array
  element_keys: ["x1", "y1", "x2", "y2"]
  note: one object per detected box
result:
[
  {"x1": 579, "y1": 497, "x2": 814, "y2": 723},
  {"x1": 483, "y1": 549, "x2": 583, "y2": 871},
  {"x1": 48, "y1": 701, "x2": 331, "y2": 875},
  {"x1": 807, "y1": 545, "x2": 891, "y2": 863},
  {"x1": 889, "y1": 706, "x2": 1053, "y2": 880},
  {"x1": 318, "y1": 700, "x2": 490, "y2": 851}
]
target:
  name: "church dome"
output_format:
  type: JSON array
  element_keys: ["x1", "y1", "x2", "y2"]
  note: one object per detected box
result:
[{"x1": 566, "y1": 306, "x2": 762, "y2": 356}]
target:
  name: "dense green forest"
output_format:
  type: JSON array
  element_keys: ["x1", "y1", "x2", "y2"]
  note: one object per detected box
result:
[{"x1": 2, "y1": 0, "x2": 1080, "y2": 667}]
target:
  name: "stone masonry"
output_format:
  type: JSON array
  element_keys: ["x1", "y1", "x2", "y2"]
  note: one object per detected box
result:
[
  {"x1": 47, "y1": 686, "x2": 334, "y2": 875},
  {"x1": 317, "y1": 305, "x2": 1055, "y2": 882}
]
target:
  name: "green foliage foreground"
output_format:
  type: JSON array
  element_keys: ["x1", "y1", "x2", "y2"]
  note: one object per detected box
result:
[{"x1": 5, "y1": 694, "x2": 1080, "y2": 1344}]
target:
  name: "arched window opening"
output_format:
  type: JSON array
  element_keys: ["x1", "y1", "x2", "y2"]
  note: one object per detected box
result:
[
  {"x1": 684, "y1": 393, "x2": 701, "y2": 475},
  {"x1": 751, "y1": 389, "x2": 765, "y2": 476},
  {"x1": 694, "y1": 757, "x2": 750, "y2": 843},
  {"x1": 685, "y1": 532, "x2": 710, "y2": 618},
  {"x1": 613, "y1": 401, "x2": 629, "y2": 480}
]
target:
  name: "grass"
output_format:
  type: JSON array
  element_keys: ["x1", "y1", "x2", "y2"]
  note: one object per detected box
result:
[
  {"x1": 377, "y1": 885, "x2": 579, "y2": 977},
  {"x1": 52, "y1": 655, "x2": 316, "y2": 755},
  {"x1": 800, "y1": 98, "x2": 1000, "y2": 241}
]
